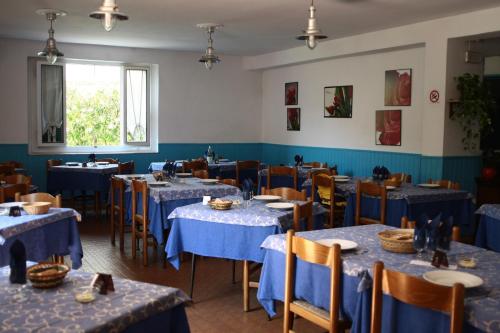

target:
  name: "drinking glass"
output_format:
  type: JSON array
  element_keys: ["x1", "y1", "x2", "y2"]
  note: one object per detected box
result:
[{"x1": 413, "y1": 230, "x2": 426, "y2": 259}]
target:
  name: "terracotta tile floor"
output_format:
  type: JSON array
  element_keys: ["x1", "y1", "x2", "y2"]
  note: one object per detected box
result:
[{"x1": 77, "y1": 216, "x2": 325, "y2": 333}]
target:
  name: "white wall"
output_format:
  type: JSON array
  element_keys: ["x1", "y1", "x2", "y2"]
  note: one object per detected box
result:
[
  {"x1": 261, "y1": 46, "x2": 425, "y2": 154},
  {"x1": 0, "y1": 38, "x2": 262, "y2": 144}
]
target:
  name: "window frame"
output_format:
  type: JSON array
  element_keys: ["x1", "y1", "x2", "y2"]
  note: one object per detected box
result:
[{"x1": 28, "y1": 57, "x2": 159, "y2": 155}]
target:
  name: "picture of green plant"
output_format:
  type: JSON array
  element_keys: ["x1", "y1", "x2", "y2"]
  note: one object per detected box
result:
[
  {"x1": 287, "y1": 108, "x2": 300, "y2": 131},
  {"x1": 324, "y1": 85, "x2": 353, "y2": 118}
]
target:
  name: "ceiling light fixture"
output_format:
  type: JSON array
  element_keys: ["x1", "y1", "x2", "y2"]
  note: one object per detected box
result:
[
  {"x1": 296, "y1": 0, "x2": 327, "y2": 50},
  {"x1": 36, "y1": 9, "x2": 66, "y2": 64},
  {"x1": 90, "y1": 0, "x2": 128, "y2": 32},
  {"x1": 197, "y1": 23, "x2": 223, "y2": 70}
]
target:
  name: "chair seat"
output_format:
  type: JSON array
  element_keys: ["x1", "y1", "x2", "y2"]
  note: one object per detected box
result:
[{"x1": 292, "y1": 300, "x2": 330, "y2": 321}]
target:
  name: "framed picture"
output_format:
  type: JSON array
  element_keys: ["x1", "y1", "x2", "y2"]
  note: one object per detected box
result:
[
  {"x1": 285, "y1": 82, "x2": 298, "y2": 105},
  {"x1": 287, "y1": 108, "x2": 300, "y2": 131},
  {"x1": 375, "y1": 110, "x2": 401, "y2": 146},
  {"x1": 324, "y1": 85, "x2": 353, "y2": 118},
  {"x1": 384, "y1": 69, "x2": 412, "y2": 106}
]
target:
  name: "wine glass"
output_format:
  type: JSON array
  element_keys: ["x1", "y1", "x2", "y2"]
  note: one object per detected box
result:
[{"x1": 413, "y1": 229, "x2": 426, "y2": 259}]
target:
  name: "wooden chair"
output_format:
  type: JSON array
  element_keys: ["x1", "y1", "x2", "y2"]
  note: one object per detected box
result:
[
  {"x1": 0, "y1": 184, "x2": 29, "y2": 203},
  {"x1": 428, "y1": 179, "x2": 461, "y2": 190},
  {"x1": 355, "y1": 180, "x2": 387, "y2": 225},
  {"x1": 371, "y1": 261, "x2": 464, "y2": 333},
  {"x1": 303, "y1": 161, "x2": 327, "y2": 168},
  {"x1": 131, "y1": 180, "x2": 157, "y2": 266},
  {"x1": 118, "y1": 161, "x2": 135, "y2": 174},
  {"x1": 400, "y1": 216, "x2": 461, "y2": 242},
  {"x1": 182, "y1": 160, "x2": 208, "y2": 173},
  {"x1": 389, "y1": 173, "x2": 412, "y2": 183},
  {"x1": 261, "y1": 187, "x2": 307, "y2": 201},
  {"x1": 311, "y1": 173, "x2": 346, "y2": 228},
  {"x1": 15, "y1": 192, "x2": 62, "y2": 208},
  {"x1": 383, "y1": 179, "x2": 402, "y2": 187},
  {"x1": 216, "y1": 177, "x2": 237, "y2": 186},
  {"x1": 110, "y1": 177, "x2": 127, "y2": 252},
  {"x1": 96, "y1": 158, "x2": 119, "y2": 164},
  {"x1": 293, "y1": 201, "x2": 314, "y2": 231},
  {"x1": 236, "y1": 160, "x2": 260, "y2": 187},
  {"x1": 284, "y1": 229, "x2": 348, "y2": 333},
  {"x1": 0, "y1": 164, "x2": 15, "y2": 176},
  {"x1": 267, "y1": 166, "x2": 298, "y2": 190},
  {"x1": 4, "y1": 174, "x2": 32, "y2": 185},
  {"x1": 193, "y1": 169, "x2": 209, "y2": 179},
  {"x1": 1, "y1": 161, "x2": 23, "y2": 168}
]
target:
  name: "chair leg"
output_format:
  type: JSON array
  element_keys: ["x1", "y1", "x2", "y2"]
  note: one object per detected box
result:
[
  {"x1": 243, "y1": 260, "x2": 249, "y2": 312},
  {"x1": 190, "y1": 254, "x2": 197, "y2": 299},
  {"x1": 131, "y1": 220, "x2": 137, "y2": 259},
  {"x1": 110, "y1": 210, "x2": 115, "y2": 246},
  {"x1": 143, "y1": 233, "x2": 148, "y2": 266},
  {"x1": 232, "y1": 260, "x2": 236, "y2": 284},
  {"x1": 95, "y1": 191, "x2": 101, "y2": 221},
  {"x1": 119, "y1": 214, "x2": 124, "y2": 253}
]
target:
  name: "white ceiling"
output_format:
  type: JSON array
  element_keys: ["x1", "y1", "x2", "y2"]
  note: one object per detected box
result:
[{"x1": 0, "y1": 0, "x2": 499, "y2": 56}]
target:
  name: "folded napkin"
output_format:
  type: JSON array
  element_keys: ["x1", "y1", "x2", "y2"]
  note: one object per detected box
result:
[
  {"x1": 372, "y1": 166, "x2": 381, "y2": 179},
  {"x1": 425, "y1": 213, "x2": 442, "y2": 251},
  {"x1": 438, "y1": 216, "x2": 454, "y2": 251},
  {"x1": 294, "y1": 155, "x2": 303, "y2": 167},
  {"x1": 410, "y1": 259, "x2": 457, "y2": 270},
  {"x1": 9, "y1": 240, "x2": 27, "y2": 284},
  {"x1": 88, "y1": 153, "x2": 96, "y2": 163},
  {"x1": 242, "y1": 178, "x2": 254, "y2": 200}
]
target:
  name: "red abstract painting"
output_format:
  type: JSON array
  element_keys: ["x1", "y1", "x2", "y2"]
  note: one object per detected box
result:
[{"x1": 376, "y1": 110, "x2": 401, "y2": 146}]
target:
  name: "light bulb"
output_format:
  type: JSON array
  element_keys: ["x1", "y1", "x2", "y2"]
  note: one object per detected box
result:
[
  {"x1": 205, "y1": 60, "x2": 213, "y2": 70},
  {"x1": 47, "y1": 53, "x2": 57, "y2": 64},
  {"x1": 102, "y1": 13, "x2": 116, "y2": 31},
  {"x1": 306, "y1": 36, "x2": 317, "y2": 50}
]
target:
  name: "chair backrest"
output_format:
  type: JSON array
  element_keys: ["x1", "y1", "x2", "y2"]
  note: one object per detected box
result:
[
  {"x1": 96, "y1": 158, "x2": 119, "y2": 164},
  {"x1": 311, "y1": 173, "x2": 335, "y2": 228},
  {"x1": 0, "y1": 164, "x2": 15, "y2": 176},
  {"x1": 216, "y1": 177, "x2": 237, "y2": 186},
  {"x1": 236, "y1": 160, "x2": 260, "y2": 186},
  {"x1": 293, "y1": 201, "x2": 314, "y2": 231},
  {"x1": 4, "y1": 174, "x2": 32, "y2": 185},
  {"x1": 267, "y1": 166, "x2": 298, "y2": 190},
  {"x1": 261, "y1": 187, "x2": 307, "y2": 201},
  {"x1": 383, "y1": 179, "x2": 401, "y2": 187},
  {"x1": 0, "y1": 183, "x2": 29, "y2": 203},
  {"x1": 16, "y1": 192, "x2": 61, "y2": 208},
  {"x1": 428, "y1": 179, "x2": 461, "y2": 190},
  {"x1": 400, "y1": 216, "x2": 461, "y2": 242},
  {"x1": 193, "y1": 169, "x2": 209, "y2": 179},
  {"x1": 389, "y1": 173, "x2": 412, "y2": 183},
  {"x1": 355, "y1": 180, "x2": 387, "y2": 225},
  {"x1": 131, "y1": 180, "x2": 148, "y2": 222},
  {"x1": 118, "y1": 161, "x2": 135, "y2": 175},
  {"x1": 183, "y1": 160, "x2": 208, "y2": 173},
  {"x1": 303, "y1": 161, "x2": 327, "y2": 168},
  {"x1": 46, "y1": 159, "x2": 62, "y2": 171},
  {"x1": 284, "y1": 229, "x2": 341, "y2": 333},
  {"x1": 371, "y1": 261, "x2": 464, "y2": 333},
  {"x1": 110, "y1": 177, "x2": 126, "y2": 207}
]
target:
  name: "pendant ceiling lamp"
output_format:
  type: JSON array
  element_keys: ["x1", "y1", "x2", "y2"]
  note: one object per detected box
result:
[
  {"x1": 296, "y1": 0, "x2": 327, "y2": 50},
  {"x1": 36, "y1": 9, "x2": 66, "y2": 64},
  {"x1": 197, "y1": 23, "x2": 223, "y2": 70},
  {"x1": 90, "y1": 0, "x2": 128, "y2": 32}
]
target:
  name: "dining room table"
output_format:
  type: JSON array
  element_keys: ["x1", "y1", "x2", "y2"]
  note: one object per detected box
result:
[
  {"x1": 475, "y1": 204, "x2": 500, "y2": 252},
  {"x1": 115, "y1": 174, "x2": 241, "y2": 245},
  {"x1": 303, "y1": 178, "x2": 475, "y2": 231},
  {"x1": 257, "y1": 166, "x2": 326, "y2": 193},
  {"x1": 258, "y1": 224, "x2": 500, "y2": 333},
  {"x1": 0, "y1": 265, "x2": 190, "y2": 333},
  {"x1": 0, "y1": 207, "x2": 83, "y2": 269}
]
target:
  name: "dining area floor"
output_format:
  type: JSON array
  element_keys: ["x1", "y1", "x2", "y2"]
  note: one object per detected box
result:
[{"x1": 78, "y1": 215, "x2": 325, "y2": 333}]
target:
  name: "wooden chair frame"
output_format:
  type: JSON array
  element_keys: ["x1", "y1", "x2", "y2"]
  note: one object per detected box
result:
[
  {"x1": 95, "y1": 158, "x2": 119, "y2": 164},
  {"x1": 267, "y1": 166, "x2": 298, "y2": 190},
  {"x1": 371, "y1": 261, "x2": 464, "y2": 333},
  {"x1": 182, "y1": 160, "x2": 208, "y2": 173},
  {"x1": 428, "y1": 179, "x2": 461, "y2": 190},
  {"x1": 236, "y1": 160, "x2": 260, "y2": 187},
  {"x1": 284, "y1": 229, "x2": 346, "y2": 333},
  {"x1": 193, "y1": 169, "x2": 209, "y2": 179},
  {"x1": 4, "y1": 174, "x2": 32, "y2": 185},
  {"x1": 131, "y1": 180, "x2": 157, "y2": 266},
  {"x1": 303, "y1": 161, "x2": 327, "y2": 168},
  {"x1": 0, "y1": 184, "x2": 29, "y2": 203},
  {"x1": 15, "y1": 192, "x2": 61, "y2": 208},
  {"x1": 261, "y1": 187, "x2": 307, "y2": 201},
  {"x1": 355, "y1": 180, "x2": 387, "y2": 225},
  {"x1": 293, "y1": 201, "x2": 314, "y2": 231},
  {"x1": 311, "y1": 173, "x2": 345, "y2": 228},
  {"x1": 110, "y1": 177, "x2": 126, "y2": 252},
  {"x1": 216, "y1": 177, "x2": 237, "y2": 186},
  {"x1": 0, "y1": 165, "x2": 15, "y2": 176},
  {"x1": 118, "y1": 161, "x2": 135, "y2": 174},
  {"x1": 389, "y1": 173, "x2": 412, "y2": 183}
]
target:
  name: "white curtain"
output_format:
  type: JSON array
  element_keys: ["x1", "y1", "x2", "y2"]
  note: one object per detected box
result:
[{"x1": 41, "y1": 64, "x2": 63, "y2": 143}]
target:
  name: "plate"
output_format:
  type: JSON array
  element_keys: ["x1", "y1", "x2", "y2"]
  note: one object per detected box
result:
[
  {"x1": 96, "y1": 161, "x2": 109, "y2": 165},
  {"x1": 418, "y1": 183, "x2": 441, "y2": 189},
  {"x1": 335, "y1": 178, "x2": 350, "y2": 183},
  {"x1": 334, "y1": 175, "x2": 350, "y2": 179},
  {"x1": 148, "y1": 181, "x2": 169, "y2": 187},
  {"x1": 423, "y1": 270, "x2": 483, "y2": 288},
  {"x1": 301, "y1": 165, "x2": 313, "y2": 169},
  {"x1": 385, "y1": 185, "x2": 396, "y2": 190},
  {"x1": 218, "y1": 159, "x2": 230, "y2": 162},
  {"x1": 266, "y1": 202, "x2": 295, "y2": 210},
  {"x1": 316, "y1": 238, "x2": 358, "y2": 251},
  {"x1": 175, "y1": 173, "x2": 192, "y2": 178},
  {"x1": 199, "y1": 179, "x2": 219, "y2": 185},
  {"x1": 253, "y1": 195, "x2": 282, "y2": 202},
  {"x1": 65, "y1": 162, "x2": 79, "y2": 166},
  {"x1": 0, "y1": 202, "x2": 27, "y2": 208}
]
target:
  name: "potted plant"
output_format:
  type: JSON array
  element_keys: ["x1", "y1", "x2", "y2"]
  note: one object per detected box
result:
[{"x1": 451, "y1": 73, "x2": 493, "y2": 151}]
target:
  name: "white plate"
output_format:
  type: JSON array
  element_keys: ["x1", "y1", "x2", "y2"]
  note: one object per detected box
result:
[
  {"x1": 199, "y1": 179, "x2": 219, "y2": 185},
  {"x1": 65, "y1": 162, "x2": 80, "y2": 166},
  {"x1": 0, "y1": 202, "x2": 27, "y2": 208},
  {"x1": 266, "y1": 202, "x2": 295, "y2": 210},
  {"x1": 301, "y1": 165, "x2": 313, "y2": 169},
  {"x1": 385, "y1": 186, "x2": 396, "y2": 190},
  {"x1": 253, "y1": 195, "x2": 282, "y2": 202},
  {"x1": 218, "y1": 159, "x2": 230, "y2": 162},
  {"x1": 148, "y1": 181, "x2": 169, "y2": 187},
  {"x1": 335, "y1": 178, "x2": 350, "y2": 183},
  {"x1": 96, "y1": 161, "x2": 109, "y2": 165},
  {"x1": 418, "y1": 183, "x2": 441, "y2": 189},
  {"x1": 175, "y1": 173, "x2": 192, "y2": 178},
  {"x1": 316, "y1": 238, "x2": 358, "y2": 251},
  {"x1": 423, "y1": 270, "x2": 483, "y2": 288},
  {"x1": 334, "y1": 175, "x2": 350, "y2": 179}
]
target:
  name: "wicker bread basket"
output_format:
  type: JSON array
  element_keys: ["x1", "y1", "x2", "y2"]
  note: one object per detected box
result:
[
  {"x1": 27, "y1": 262, "x2": 70, "y2": 288},
  {"x1": 378, "y1": 229, "x2": 415, "y2": 254},
  {"x1": 23, "y1": 202, "x2": 51, "y2": 215},
  {"x1": 208, "y1": 199, "x2": 233, "y2": 210}
]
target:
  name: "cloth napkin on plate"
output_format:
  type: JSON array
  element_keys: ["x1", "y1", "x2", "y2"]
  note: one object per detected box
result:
[{"x1": 242, "y1": 178, "x2": 254, "y2": 200}]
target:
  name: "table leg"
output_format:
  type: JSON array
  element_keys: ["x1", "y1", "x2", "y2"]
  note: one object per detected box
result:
[
  {"x1": 95, "y1": 191, "x2": 101, "y2": 220},
  {"x1": 243, "y1": 260, "x2": 249, "y2": 311},
  {"x1": 190, "y1": 254, "x2": 197, "y2": 299}
]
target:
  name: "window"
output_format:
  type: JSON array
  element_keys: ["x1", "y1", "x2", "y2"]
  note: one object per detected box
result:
[{"x1": 28, "y1": 58, "x2": 158, "y2": 154}]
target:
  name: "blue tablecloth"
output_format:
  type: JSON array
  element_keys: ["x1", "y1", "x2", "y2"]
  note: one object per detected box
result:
[
  {"x1": 475, "y1": 204, "x2": 500, "y2": 252},
  {"x1": 0, "y1": 208, "x2": 83, "y2": 269},
  {"x1": 0, "y1": 267, "x2": 190, "y2": 333},
  {"x1": 165, "y1": 196, "x2": 327, "y2": 269},
  {"x1": 258, "y1": 224, "x2": 498, "y2": 333}
]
